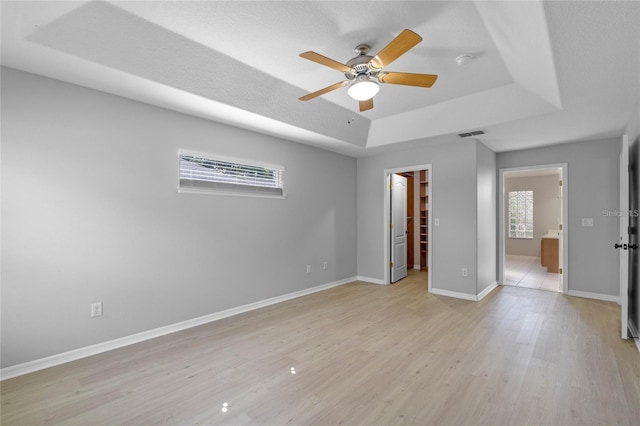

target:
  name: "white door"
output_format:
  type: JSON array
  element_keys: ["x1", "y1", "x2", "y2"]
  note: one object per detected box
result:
[
  {"x1": 620, "y1": 134, "x2": 630, "y2": 339},
  {"x1": 391, "y1": 174, "x2": 408, "y2": 283}
]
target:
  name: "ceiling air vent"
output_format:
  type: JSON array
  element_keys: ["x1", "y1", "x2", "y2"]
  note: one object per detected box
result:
[{"x1": 458, "y1": 130, "x2": 486, "y2": 138}]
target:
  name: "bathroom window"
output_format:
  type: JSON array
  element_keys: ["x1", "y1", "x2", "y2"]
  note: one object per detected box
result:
[{"x1": 508, "y1": 190, "x2": 533, "y2": 239}]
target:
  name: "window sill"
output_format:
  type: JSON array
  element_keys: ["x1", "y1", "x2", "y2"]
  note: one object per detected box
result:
[{"x1": 177, "y1": 187, "x2": 286, "y2": 199}]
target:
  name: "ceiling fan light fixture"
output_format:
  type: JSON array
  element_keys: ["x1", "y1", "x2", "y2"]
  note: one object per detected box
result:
[
  {"x1": 299, "y1": 29, "x2": 437, "y2": 110},
  {"x1": 347, "y1": 78, "x2": 380, "y2": 101}
]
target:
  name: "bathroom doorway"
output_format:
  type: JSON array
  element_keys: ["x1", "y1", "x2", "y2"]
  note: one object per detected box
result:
[{"x1": 499, "y1": 164, "x2": 568, "y2": 293}]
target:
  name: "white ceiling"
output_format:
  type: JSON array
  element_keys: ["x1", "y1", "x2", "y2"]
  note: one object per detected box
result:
[{"x1": 2, "y1": 1, "x2": 638, "y2": 157}]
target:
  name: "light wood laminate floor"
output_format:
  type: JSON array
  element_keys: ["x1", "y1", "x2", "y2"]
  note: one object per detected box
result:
[{"x1": 2, "y1": 270, "x2": 639, "y2": 425}]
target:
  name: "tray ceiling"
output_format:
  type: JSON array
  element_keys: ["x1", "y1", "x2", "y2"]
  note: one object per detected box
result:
[{"x1": 1, "y1": 1, "x2": 638, "y2": 156}]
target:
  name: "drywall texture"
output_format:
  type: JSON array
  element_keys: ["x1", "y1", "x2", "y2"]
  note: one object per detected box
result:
[
  {"x1": 357, "y1": 138, "x2": 480, "y2": 296},
  {"x1": 1, "y1": 68, "x2": 357, "y2": 368},
  {"x1": 505, "y1": 174, "x2": 561, "y2": 257},
  {"x1": 497, "y1": 138, "x2": 620, "y2": 297},
  {"x1": 476, "y1": 141, "x2": 497, "y2": 293}
]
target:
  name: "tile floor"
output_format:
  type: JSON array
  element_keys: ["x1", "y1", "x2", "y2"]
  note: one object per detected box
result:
[{"x1": 504, "y1": 255, "x2": 560, "y2": 292}]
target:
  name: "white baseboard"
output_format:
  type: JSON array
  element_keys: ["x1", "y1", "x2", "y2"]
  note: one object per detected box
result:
[
  {"x1": 356, "y1": 276, "x2": 386, "y2": 285},
  {"x1": 430, "y1": 288, "x2": 477, "y2": 301},
  {"x1": 477, "y1": 281, "x2": 499, "y2": 301},
  {"x1": 567, "y1": 290, "x2": 620, "y2": 304},
  {"x1": 0, "y1": 276, "x2": 356, "y2": 381},
  {"x1": 431, "y1": 282, "x2": 498, "y2": 302}
]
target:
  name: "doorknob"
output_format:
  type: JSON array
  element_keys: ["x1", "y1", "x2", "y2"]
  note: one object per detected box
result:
[
  {"x1": 614, "y1": 243, "x2": 628, "y2": 250},
  {"x1": 630, "y1": 244, "x2": 638, "y2": 249}
]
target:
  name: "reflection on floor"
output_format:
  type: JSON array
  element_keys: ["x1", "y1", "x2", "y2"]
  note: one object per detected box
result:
[{"x1": 504, "y1": 255, "x2": 560, "y2": 293}]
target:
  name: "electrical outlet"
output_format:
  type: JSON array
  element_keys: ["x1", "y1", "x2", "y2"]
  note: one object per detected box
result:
[
  {"x1": 461, "y1": 268, "x2": 468, "y2": 277},
  {"x1": 306, "y1": 265, "x2": 312, "y2": 273},
  {"x1": 323, "y1": 261, "x2": 328, "y2": 270},
  {"x1": 91, "y1": 302, "x2": 103, "y2": 318},
  {"x1": 581, "y1": 218, "x2": 594, "y2": 227}
]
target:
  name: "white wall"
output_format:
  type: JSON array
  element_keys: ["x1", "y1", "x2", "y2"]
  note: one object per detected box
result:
[
  {"x1": 497, "y1": 138, "x2": 620, "y2": 297},
  {"x1": 476, "y1": 141, "x2": 497, "y2": 293},
  {"x1": 357, "y1": 138, "x2": 481, "y2": 296},
  {"x1": 505, "y1": 174, "x2": 561, "y2": 257},
  {"x1": 0, "y1": 68, "x2": 357, "y2": 368}
]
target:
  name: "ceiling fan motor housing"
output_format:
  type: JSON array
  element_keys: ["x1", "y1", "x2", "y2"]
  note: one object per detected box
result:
[{"x1": 345, "y1": 47, "x2": 380, "y2": 81}]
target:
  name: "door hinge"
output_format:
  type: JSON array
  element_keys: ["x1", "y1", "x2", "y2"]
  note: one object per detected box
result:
[
  {"x1": 559, "y1": 224, "x2": 563, "y2": 231},
  {"x1": 390, "y1": 223, "x2": 394, "y2": 229},
  {"x1": 559, "y1": 180, "x2": 563, "y2": 187},
  {"x1": 390, "y1": 183, "x2": 393, "y2": 190},
  {"x1": 559, "y1": 268, "x2": 563, "y2": 274},
  {"x1": 390, "y1": 262, "x2": 394, "y2": 268}
]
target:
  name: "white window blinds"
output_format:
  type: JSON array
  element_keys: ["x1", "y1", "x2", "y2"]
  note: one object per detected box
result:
[{"x1": 178, "y1": 151, "x2": 285, "y2": 197}]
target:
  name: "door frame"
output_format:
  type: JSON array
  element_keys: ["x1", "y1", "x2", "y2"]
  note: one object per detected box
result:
[
  {"x1": 383, "y1": 164, "x2": 432, "y2": 289},
  {"x1": 498, "y1": 163, "x2": 569, "y2": 294}
]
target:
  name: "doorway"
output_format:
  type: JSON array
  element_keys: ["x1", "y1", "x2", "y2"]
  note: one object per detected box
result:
[
  {"x1": 499, "y1": 164, "x2": 568, "y2": 294},
  {"x1": 620, "y1": 134, "x2": 639, "y2": 340},
  {"x1": 384, "y1": 165, "x2": 432, "y2": 289},
  {"x1": 628, "y1": 134, "x2": 639, "y2": 340}
]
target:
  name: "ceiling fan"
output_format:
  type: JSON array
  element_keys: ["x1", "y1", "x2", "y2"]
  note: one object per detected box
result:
[{"x1": 298, "y1": 29, "x2": 438, "y2": 112}]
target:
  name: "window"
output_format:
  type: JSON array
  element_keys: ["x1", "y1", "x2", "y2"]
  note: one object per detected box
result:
[
  {"x1": 178, "y1": 151, "x2": 285, "y2": 198},
  {"x1": 508, "y1": 190, "x2": 533, "y2": 239}
]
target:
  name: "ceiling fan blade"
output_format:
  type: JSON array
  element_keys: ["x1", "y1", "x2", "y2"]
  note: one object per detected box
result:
[
  {"x1": 379, "y1": 72, "x2": 438, "y2": 88},
  {"x1": 299, "y1": 81, "x2": 349, "y2": 101},
  {"x1": 359, "y1": 98, "x2": 374, "y2": 112},
  {"x1": 299, "y1": 51, "x2": 351, "y2": 73},
  {"x1": 369, "y1": 29, "x2": 422, "y2": 69}
]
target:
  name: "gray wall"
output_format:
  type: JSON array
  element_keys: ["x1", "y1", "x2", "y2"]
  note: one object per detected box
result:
[
  {"x1": 357, "y1": 138, "x2": 481, "y2": 296},
  {"x1": 476, "y1": 141, "x2": 497, "y2": 293},
  {"x1": 497, "y1": 138, "x2": 620, "y2": 297},
  {"x1": 1, "y1": 68, "x2": 357, "y2": 368},
  {"x1": 505, "y1": 174, "x2": 561, "y2": 257}
]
